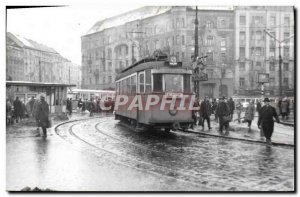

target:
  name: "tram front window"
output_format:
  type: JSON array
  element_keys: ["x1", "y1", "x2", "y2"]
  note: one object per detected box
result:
[{"x1": 164, "y1": 74, "x2": 183, "y2": 92}]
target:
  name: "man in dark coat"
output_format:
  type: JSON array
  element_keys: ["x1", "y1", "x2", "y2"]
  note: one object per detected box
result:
[
  {"x1": 216, "y1": 96, "x2": 231, "y2": 135},
  {"x1": 228, "y1": 97, "x2": 235, "y2": 120},
  {"x1": 258, "y1": 97, "x2": 280, "y2": 145},
  {"x1": 36, "y1": 94, "x2": 49, "y2": 137},
  {"x1": 200, "y1": 96, "x2": 212, "y2": 130},
  {"x1": 256, "y1": 100, "x2": 262, "y2": 113},
  {"x1": 13, "y1": 97, "x2": 23, "y2": 123}
]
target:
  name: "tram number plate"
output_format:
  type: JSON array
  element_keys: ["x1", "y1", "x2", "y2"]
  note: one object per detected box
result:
[{"x1": 165, "y1": 92, "x2": 183, "y2": 97}]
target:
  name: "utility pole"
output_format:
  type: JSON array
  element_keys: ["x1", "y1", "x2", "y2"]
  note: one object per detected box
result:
[
  {"x1": 194, "y1": 6, "x2": 199, "y2": 97},
  {"x1": 39, "y1": 58, "x2": 42, "y2": 82},
  {"x1": 264, "y1": 29, "x2": 294, "y2": 97}
]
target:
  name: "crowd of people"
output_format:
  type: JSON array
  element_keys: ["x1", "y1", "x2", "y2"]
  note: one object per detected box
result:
[
  {"x1": 67, "y1": 97, "x2": 115, "y2": 116},
  {"x1": 191, "y1": 95, "x2": 292, "y2": 144}
]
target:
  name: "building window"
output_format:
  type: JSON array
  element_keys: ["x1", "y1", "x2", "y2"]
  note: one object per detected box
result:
[
  {"x1": 269, "y1": 47, "x2": 275, "y2": 57},
  {"x1": 284, "y1": 47, "x2": 289, "y2": 57},
  {"x1": 176, "y1": 35, "x2": 180, "y2": 45},
  {"x1": 181, "y1": 35, "x2": 185, "y2": 45},
  {"x1": 220, "y1": 37, "x2": 226, "y2": 46},
  {"x1": 256, "y1": 62, "x2": 261, "y2": 69},
  {"x1": 206, "y1": 51, "x2": 213, "y2": 64},
  {"x1": 207, "y1": 36, "x2": 213, "y2": 46},
  {"x1": 103, "y1": 63, "x2": 106, "y2": 72},
  {"x1": 284, "y1": 62, "x2": 289, "y2": 71},
  {"x1": 253, "y1": 16, "x2": 263, "y2": 25},
  {"x1": 240, "y1": 47, "x2": 245, "y2": 57},
  {"x1": 284, "y1": 32, "x2": 290, "y2": 40},
  {"x1": 221, "y1": 19, "x2": 226, "y2": 27},
  {"x1": 256, "y1": 47, "x2": 262, "y2": 56},
  {"x1": 284, "y1": 16, "x2": 290, "y2": 26},
  {"x1": 176, "y1": 52, "x2": 180, "y2": 60},
  {"x1": 270, "y1": 62, "x2": 275, "y2": 71},
  {"x1": 207, "y1": 69, "x2": 214, "y2": 78},
  {"x1": 239, "y1": 78, "x2": 245, "y2": 87},
  {"x1": 108, "y1": 76, "x2": 112, "y2": 83},
  {"x1": 256, "y1": 31, "x2": 262, "y2": 40},
  {"x1": 181, "y1": 52, "x2": 185, "y2": 61},
  {"x1": 270, "y1": 16, "x2": 276, "y2": 26},
  {"x1": 283, "y1": 77, "x2": 289, "y2": 87},
  {"x1": 221, "y1": 52, "x2": 226, "y2": 62},
  {"x1": 102, "y1": 76, "x2": 106, "y2": 84},
  {"x1": 239, "y1": 62, "x2": 245, "y2": 71},
  {"x1": 240, "y1": 15, "x2": 246, "y2": 25},
  {"x1": 107, "y1": 48, "x2": 112, "y2": 59},
  {"x1": 107, "y1": 62, "x2": 112, "y2": 71},
  {"x1": 269, "y1": 77, "x2": 275, "y2": 86},
  {"x1": 240, "y1": 31, "x2": 246, "y2": 42},
  {"x1": 206, "y1": 21, "x2": 213, "y2": 29}
]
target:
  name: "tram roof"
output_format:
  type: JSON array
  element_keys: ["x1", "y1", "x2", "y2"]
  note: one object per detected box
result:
[
  {"x1": 116, "y1": 58, "x2": 192, "y2": 81},
  {"x1": 6, "y1": 81, "x2": 76, "y2": 87}
]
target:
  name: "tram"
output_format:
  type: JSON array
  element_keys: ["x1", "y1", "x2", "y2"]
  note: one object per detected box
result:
[
  {"x1": 115, "y1": 52, "x2": 194, "y2": 132},
  {"x1": 67, "y1": 89, "x2": 115, "y2": 101}
]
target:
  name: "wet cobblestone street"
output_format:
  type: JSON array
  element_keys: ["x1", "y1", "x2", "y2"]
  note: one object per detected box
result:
[{"x1": 7, "y1": 115, "x2": 294, "y2": 191}]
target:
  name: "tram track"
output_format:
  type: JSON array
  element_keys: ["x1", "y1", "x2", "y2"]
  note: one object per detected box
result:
[{"x1": 54, "y1": 117, "x2": 256, "y2": 191}]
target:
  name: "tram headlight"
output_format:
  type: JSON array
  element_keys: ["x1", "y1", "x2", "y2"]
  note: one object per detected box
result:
[{"x1": 169, "y1": 109, "x2": 178, "y2": 116}]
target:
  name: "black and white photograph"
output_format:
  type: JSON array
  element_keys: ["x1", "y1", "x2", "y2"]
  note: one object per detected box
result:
[{"x1": 4, "y1": 2, "x2": 295, "y2": 192}]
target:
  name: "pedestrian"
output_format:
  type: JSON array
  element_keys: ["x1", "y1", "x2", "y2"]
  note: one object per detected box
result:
[
  {"x1": 200, "y1": 96, "x2": 212, "y2": 130},
  {"x1": 82, "y1": 99, "x2": 86, "y2": 112},
  {"x1": 21, "y1": 100, "x2": 28, "y2": 118},
  {"x1": 13, "y1": 97, "x2": 23, "y2": 123},
  {"x1": 32, "y1": 94, "x2": 41, "y2": 132},
  {"x1": 27, "y1": 96, "x2": 35, "y2": 115},
  {"x1": 228, "y1": 97, "x2": 235, "y2": 121},
  {"x1": 258, "y1": 97, "x2": 280, "y2": 145},
  {"x1": 211, "y1": 98, "x2": 218, "y2": 122},
  {"x1": 36, "y1": 94, "x2": 50, "y2": 137},
  {"x1": 6, "y1": 99, "x2": 13, "y2": 125},
  {"x1": 279, "y1": 96, "x2": 290, "y2": 120},
  {"x1": 256, "y1": 100, "x2": 262, "y2": 113},
  {"x1": 191, "y1": 97, "x2": 200, "y2": 129},
  {"x1": 78, "y1": 98, "x2": 83, "y2": 112},
  {"x1": 235, "y1": 101, "x2": 243, "y2": 123},
  {"x1": 244, "y1": 100, "x2": 255, "y2": 129},
  {"x1": 69, "y1": 98, "x2": 73, "y2": 115},
  {"x1": 89, "y1": 98, "x2": 95, "y2": 116},
  {"x1": 216, "y1": 96, "x2": 231, "y2": 135}
]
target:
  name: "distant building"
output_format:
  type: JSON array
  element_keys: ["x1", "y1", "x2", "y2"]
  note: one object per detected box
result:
[
  {"x1": 6, "y1": 32, "x2": 81, "y2": 88},
  {"x1": 234, "y1": 6, "x2": 294, "y2": 96},
  {"x1": 81, "y1": 6, "x2": 235, "y2": 98}
]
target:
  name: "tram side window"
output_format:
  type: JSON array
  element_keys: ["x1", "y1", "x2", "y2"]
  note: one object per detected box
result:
[
  {"x1": 131, "y1": 75, "x2": 137, "y2": 94},
  {"x1": 122, "y1": 80, "x2": 126, "y2": 94},
  {"x1": 126, "y1": 78, "x2": 130, "y2": 95},
  {"x1": 183, "y1": 75, "x2": 191, "y2": 93},
  {"x1": 145, "y1": 69, "x2": 151, "y2": 93},
  {"x1": 153, "y1": 74, "x2": 163, "y2": 92},
  {"x1": 139, "y1": 73, "x2": 145, "y2": 93}
]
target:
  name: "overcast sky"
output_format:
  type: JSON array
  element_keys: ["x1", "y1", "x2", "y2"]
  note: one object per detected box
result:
[{"x1": 7, "y1": 4, "x2": 142, "y2": 65}]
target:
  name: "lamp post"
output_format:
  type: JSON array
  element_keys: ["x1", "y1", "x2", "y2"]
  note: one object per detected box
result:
[{"x1": 264, "y1": 30, "x2": 294, "y2": 96}]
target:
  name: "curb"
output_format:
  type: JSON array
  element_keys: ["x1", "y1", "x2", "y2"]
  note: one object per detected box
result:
[{"x1": 178, "y1": 128, "x2": 294, "y2": 148}]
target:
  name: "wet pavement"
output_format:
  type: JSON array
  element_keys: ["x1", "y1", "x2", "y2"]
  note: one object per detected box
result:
[
  {"x1": 6, "y1": 113, "x2": 295, "y2": 191},
  {"x1": 190, "y1": 113, "x2": 294, "y2": 146}
]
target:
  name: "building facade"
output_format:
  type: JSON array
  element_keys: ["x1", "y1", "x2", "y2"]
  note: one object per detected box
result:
[
  {"x1": 81, "y1": 6, "x2": 235, "y2": 98},
  {"x1": 6, "y1": 32, "x2": 81, "y2": 88},
  {"x1": 234, "y1": 6, "x2": 294, "y2": 96}
]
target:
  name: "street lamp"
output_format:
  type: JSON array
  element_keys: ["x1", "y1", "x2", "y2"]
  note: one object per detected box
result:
[{"x1": 264, "y1": 30, "x2": 294, "y2": 96}]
